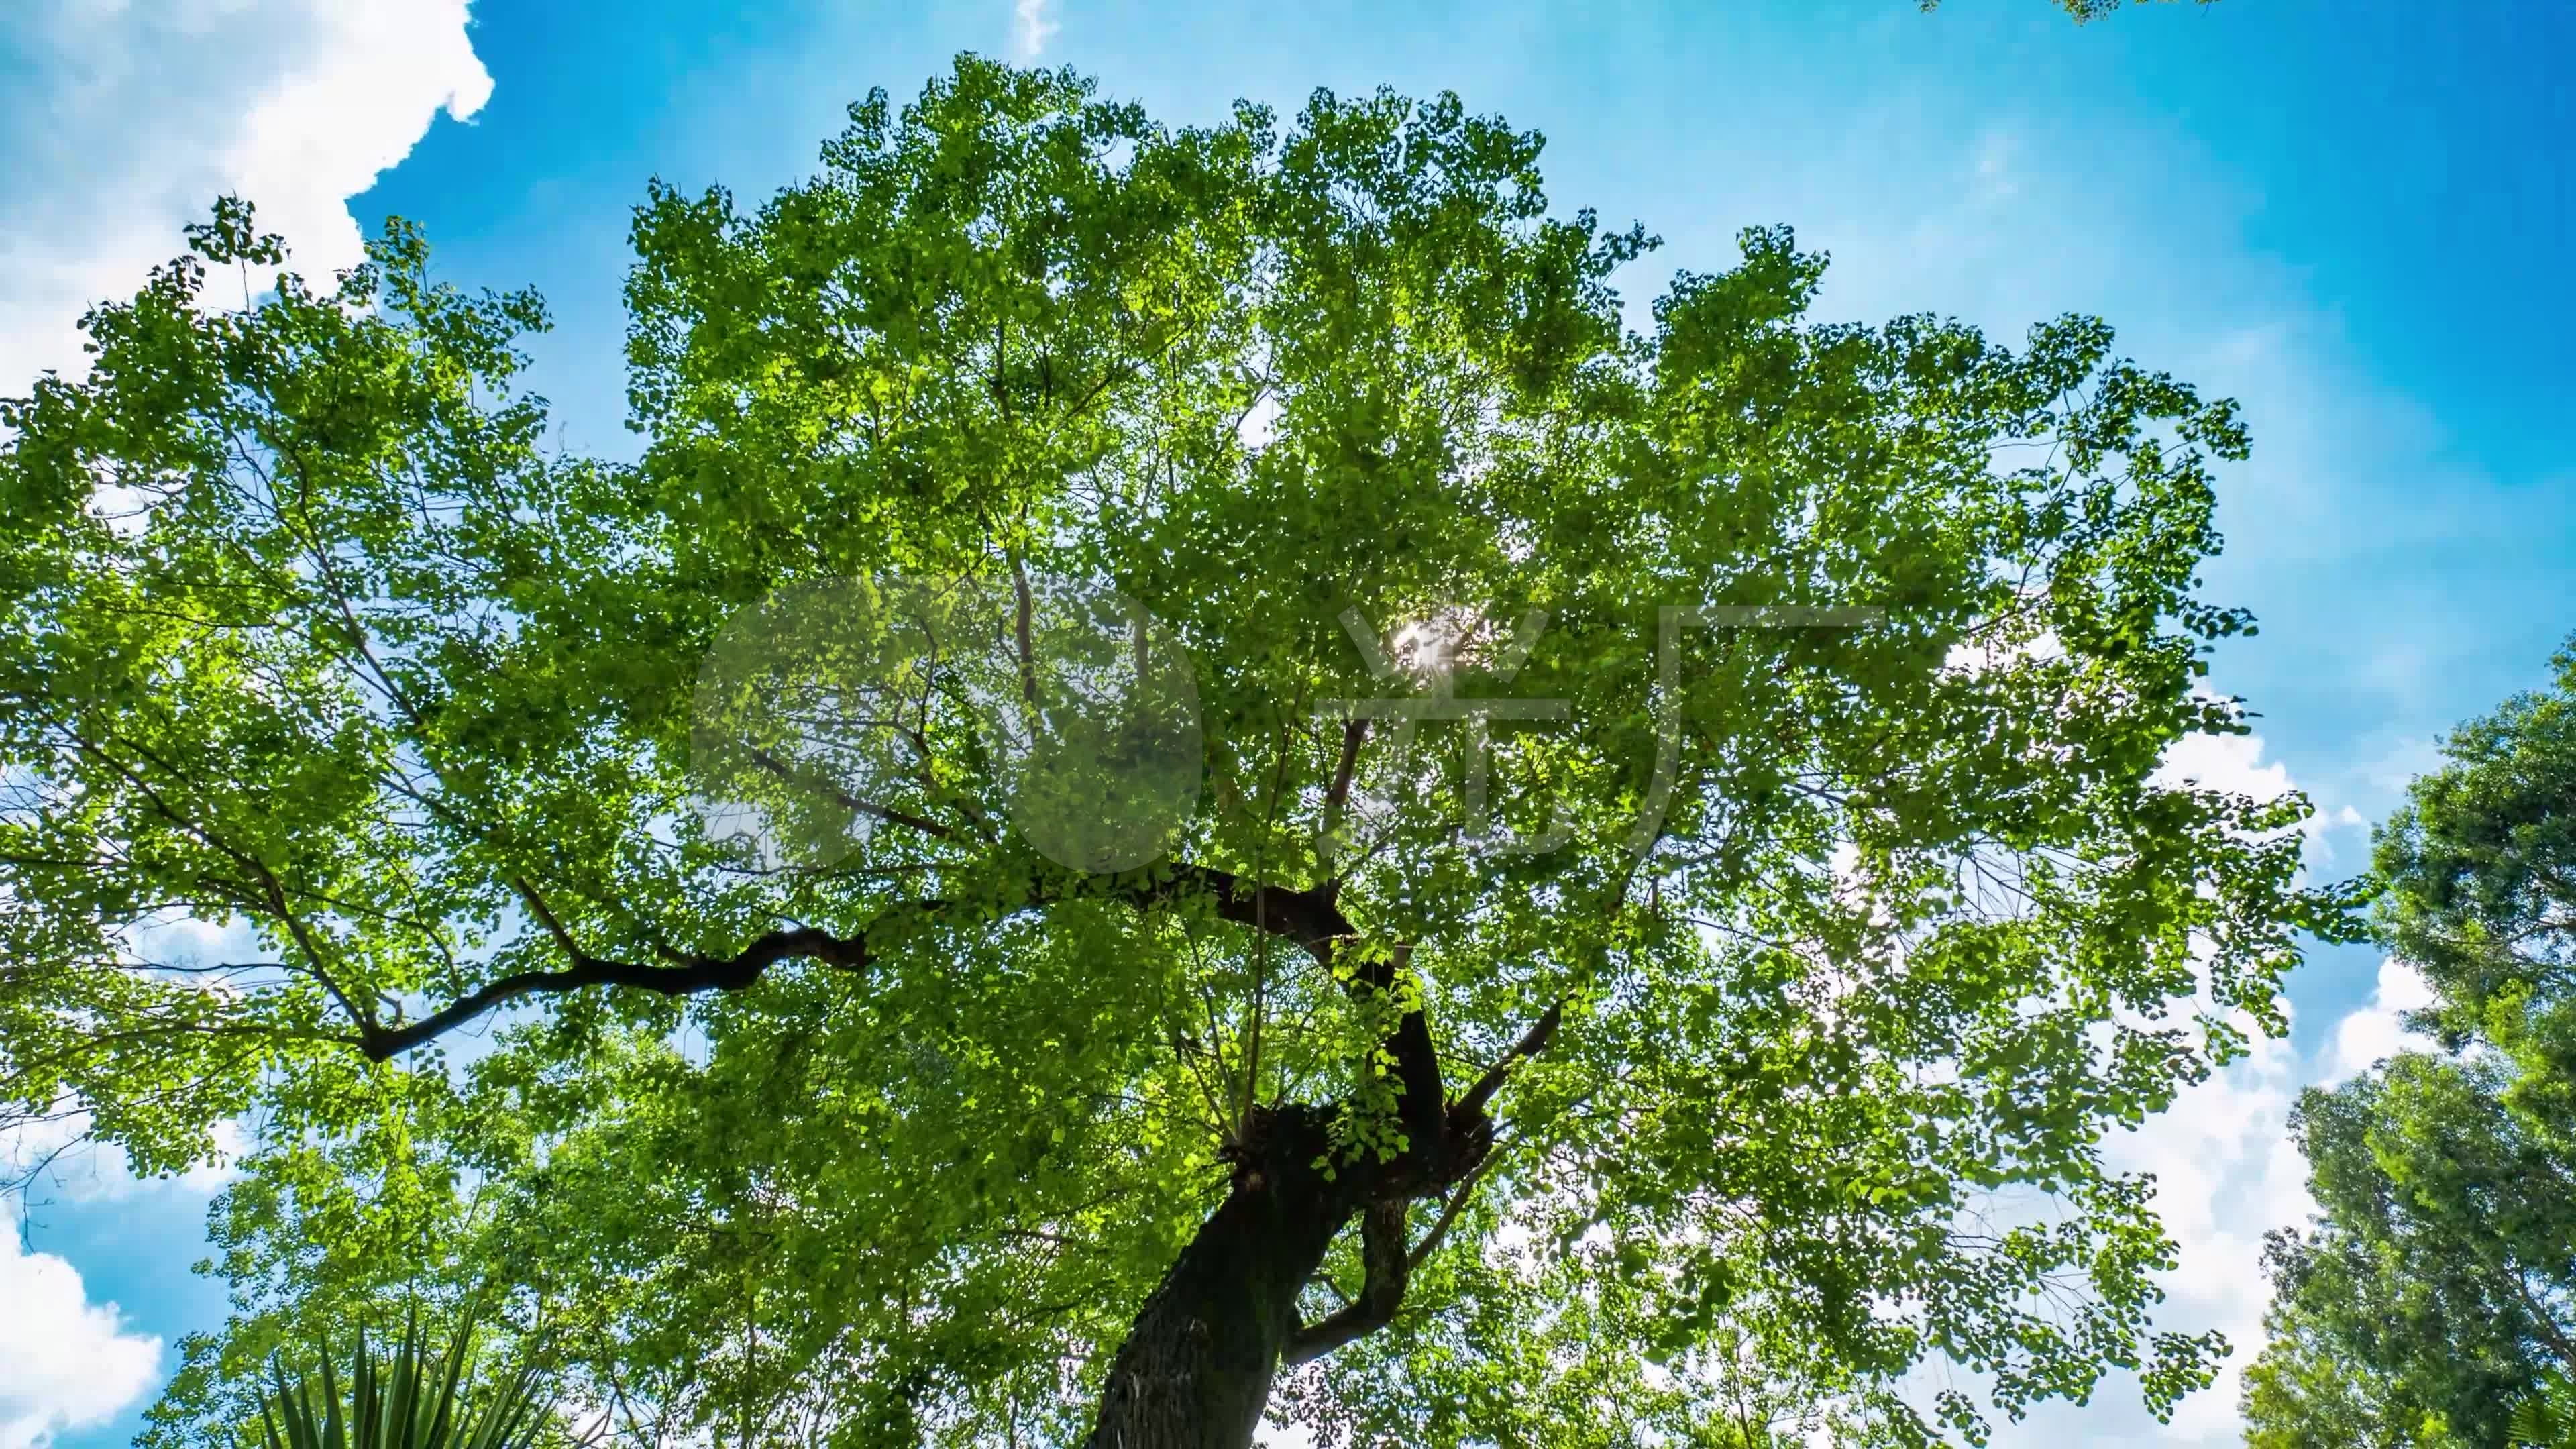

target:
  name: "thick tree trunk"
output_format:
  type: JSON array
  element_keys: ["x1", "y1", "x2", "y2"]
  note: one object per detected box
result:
[
  {"x1": 1080, "y1": 1105, "x2": 1358, "y2": 1449},
  {"x1": 1075, "y1": 936, "x2": 1546, "y2": 1449}
]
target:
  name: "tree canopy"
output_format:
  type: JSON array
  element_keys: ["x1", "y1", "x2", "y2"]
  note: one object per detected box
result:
[
  {"x1": 2245, "y1": 637, "x2": 2576, "y2": 1449},
  {"x1": 2, "y1": 56, "x2": 2346, "y2": 1449}
]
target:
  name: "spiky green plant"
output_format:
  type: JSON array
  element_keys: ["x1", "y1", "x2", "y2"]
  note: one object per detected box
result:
[{"x1": 254, "y1": 1306, "x2": 553, "y2": 1449}]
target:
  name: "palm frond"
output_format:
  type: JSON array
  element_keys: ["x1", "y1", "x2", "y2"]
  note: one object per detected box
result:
[{"x1": 2509, "y1": 1373, "x2": 2576, "y2": 1448}]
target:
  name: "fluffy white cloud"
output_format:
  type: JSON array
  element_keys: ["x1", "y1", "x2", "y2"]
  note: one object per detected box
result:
[
  {"x1": 0, "y1": 1077, "x2": 241, "y2": 1448},
  {"x1": 1, "y1": 915, "x2": 260, "y2": 1200},
  {"x1": 1796, "y1": 114, "x2": 2495, "y2": 1445},
  {"x1": 2057, "y1": 1026, "x2": 2314, "y2": 1446},
  {"x1": 3, "y1": 1114, "x2": 248, "y2": 1205},
  {"x1": 1290, "y1": 724, "x2": 2384, "y2": 1449},
  {"x1": 1993, "y1": 959, "x2": 2438, "y2": 1449},
  {"x1": 2326, "y1": 955, "x2": 2438, "y2": 1085},
  {"x1": 1955, "y1": 727, "x2": 2320, "y2": 1447},
  {"x1": 0, "y1": 1211, "x2": 163, "y2": 1449},
  {"x1": 1983, "y1": 727, "x2": 2422, "y2": 1447},
  {"x1": 2153, "y1": 724, "x2": 2296, "y2": 804},
  {"x1": 0, "y1": 0, "x2": 494, "y2": 394}
]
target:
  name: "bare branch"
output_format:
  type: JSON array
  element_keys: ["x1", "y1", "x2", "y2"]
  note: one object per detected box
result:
[{"x1": 363, "y1": 919, "x2": 892, "y2": 1061}]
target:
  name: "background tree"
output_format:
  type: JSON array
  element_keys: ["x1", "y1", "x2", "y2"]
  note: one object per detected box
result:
[
  {"x1": 2245, "y1": 636, "x2": 2576, "y2": 1449},
  {"x1": 3, "y1": 56, "x2": 2346, "y2": 1449}
]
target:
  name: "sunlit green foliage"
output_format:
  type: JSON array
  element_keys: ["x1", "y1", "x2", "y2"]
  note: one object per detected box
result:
[{"x1": 3, "y1": 56, "x2": 2346, "y2": 1449}]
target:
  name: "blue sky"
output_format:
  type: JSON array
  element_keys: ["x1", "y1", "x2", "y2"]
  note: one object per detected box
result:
[{"x1": 1, "y1": 3, "x2": 2569, "y2": 1447}]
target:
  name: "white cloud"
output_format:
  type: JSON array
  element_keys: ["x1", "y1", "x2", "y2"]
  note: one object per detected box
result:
[
  {"x1": 1978, "y1": 733, "x2": 2431, "y2": 1446},
  {"x1": 2153, "y1": 710, "x2": 2368, "y2": 865},
  {"x1": 1952, "y1": 1018, "x2": 2314, "y2": 1449},
  {"x1": 3, "y1": 1114, "x2": 248, "y2": 1205},
  {"x1": 1851, "y1": 725, "x2": 2376, "y2": 1446},
  {"x1": 1, "y1": 918, "x2": 259, "y2": 1202},
  {"x1": 1964, "y1": 729, "x2": 2324, "y2": 1446},
  {"x1": 0, "y1": 1210, "x2": 163, "y2": 1449},
  {"x1": 1011, "y1": 0, "x2": 1059, "y2": 60},
  {"x1": 1236, "y1": 390, "x2": 1283, "y2": 451},
  {"x1": 1992, "y1": 954, "x2": 2434, "y2": 1449},
  {"x1": 2325, "y1": 955, "x2": 2438, "y2": 1085},
  {"x1": 0, "y1": 0, "x2": 493, "y2": 395},
  {"x1": 2153, "y1": 724, "x2": 2294, "y2": 804},
  {"x1": 1271, "y1": 726, "x2": 2381, "y2": 1448}
]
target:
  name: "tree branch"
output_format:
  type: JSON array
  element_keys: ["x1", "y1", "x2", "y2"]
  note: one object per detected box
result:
[
  {"x1": 1137, "y1": 863, "x2": 1352, "y2": 969},
  {"x1": 362, "y1": 920, "x2": 889, "y2": 1061},
  {"x1": 743, "y1": 745, "x2": 961, "y2": 841},
  {"x1": 1408, "y1": 1130, "x2": 1510, "y2": 1273},
  {"x1": 360, "y1": 861, "x2": 1358, "y2": 1063},
  {"x1": 1318, "y1": 718, "x2": 1368, "y2": 881},
  {"x1": 1010, "y1": 554, "x2": 1040, "y2": 708},
  {"x1": 1282, "y1": 1199, "x2": 1411, "y2": 1366},
  {"x1": 1456, "y1": 994, "x2": 1568, "y2": 1120},
  {"x1": 2510, "y1": 1265, "x2": 2576, "y2": 1371}
]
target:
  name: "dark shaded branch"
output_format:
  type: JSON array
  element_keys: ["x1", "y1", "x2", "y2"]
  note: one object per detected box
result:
[
  {"x1": 1011, "y1": 555, "x2": 1039, "y2": 708},
  {"x1": 1148, "y1": 873, "x2": 1447, "y2": 1180},
  {"x1": 1409, "y1": 1130, "x2": 1509, "y2": 1273},
  {"x1": 362, "y1": 921, "x2": 887, "y2": 1061},
  {"x1": 1282, "y1": 1199, "x2": 1411, "y2": 1366},
  {"x1": 1140, "y1": 863, "x2": 1352, "y2": 970},
  {"x1": 511, "y1": 876, "x2": 586, "y2": 960},
  {"x1": 362, "y1": 857, "x2": 1405, "y2": 1079},
  {"x1": 1318, "y1": 718, "x2": 1368, "y2": 879},
  {"x1": 362, "y1": 861, "x2": 1345, "y2": 1063},
  {"x1": 1380, "y1": 946, "x2": 1448, "y2": 1178},
  {"x1": 2510, "y1": 1267, "x2": 2576, "y2": 1371},
  {"x1": 1273, "y1": 998, "x2": 1573, "y2": 1368}
]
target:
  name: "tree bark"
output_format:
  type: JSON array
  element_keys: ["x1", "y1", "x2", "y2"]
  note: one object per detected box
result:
[
  {"x1": 1079, "y1": 989, "x2": 1553, "y2": 1448},
  {"x1": 1080, "y1": 1104, "x2": 1360, "y2": 1449}
]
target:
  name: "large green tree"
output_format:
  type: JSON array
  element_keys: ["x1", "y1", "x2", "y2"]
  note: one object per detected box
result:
[
  {"x1": 2245, "y1": 637, "x2": 2576, "y2": 1449},
  {"x1": 2, "y1": 58, "x2": 2343, "y2": 1449}
]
